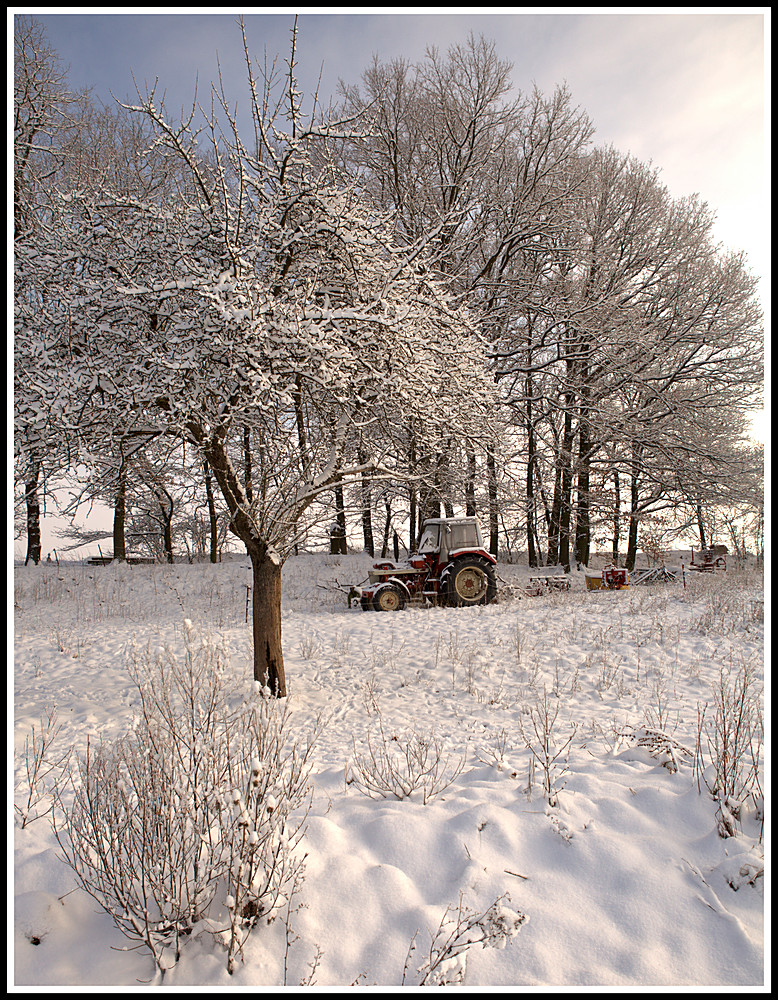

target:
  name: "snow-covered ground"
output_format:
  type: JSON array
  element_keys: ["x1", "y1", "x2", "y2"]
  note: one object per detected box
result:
[{"x1": 12, "y1": 553, "x2": 766, "y2": 988}]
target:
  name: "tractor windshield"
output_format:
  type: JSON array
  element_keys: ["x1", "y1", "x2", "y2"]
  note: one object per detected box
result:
[
  {"x1": 418, "y1": 524, "x2": 440, "y2": 554},
  {"x1": 448, "y1": 521, "x2": 480, "y2": 550}
]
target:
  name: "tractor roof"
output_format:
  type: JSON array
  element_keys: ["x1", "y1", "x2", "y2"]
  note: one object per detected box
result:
[{"x1": 422, "y1": 516, "x2": 480, "y2": 525}]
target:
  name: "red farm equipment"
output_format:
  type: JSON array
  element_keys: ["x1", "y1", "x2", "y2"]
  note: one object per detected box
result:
[
  {"x1": 585, "y1": 564, "x2": 630, "y2": 591},
  {"x1": 688, "y1": 545, "x2": 728, "y2": 572},
  {"x1": 359, "y1": 517, "x2": 498, "y2": 611}
]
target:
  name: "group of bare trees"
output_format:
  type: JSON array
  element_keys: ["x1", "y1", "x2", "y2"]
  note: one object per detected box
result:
[
  {"x1": 335, "y1": 36, "x2": 764, "y2": 570},
  {"x1": 14, "y1": 16, "x2": 764, "y2": 689}
]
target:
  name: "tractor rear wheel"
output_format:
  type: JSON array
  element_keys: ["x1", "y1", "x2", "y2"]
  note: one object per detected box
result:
[
  {"x1": 446, "y1": 557, "x2": 497, "y2": 607},
  {"x1": 373, "y1": 584, "x2": 405, "y2": 612}
]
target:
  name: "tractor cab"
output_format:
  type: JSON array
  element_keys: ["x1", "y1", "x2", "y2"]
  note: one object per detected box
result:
[{"x1": 418, "y1": 518, "x2": 485, "y2": 565}]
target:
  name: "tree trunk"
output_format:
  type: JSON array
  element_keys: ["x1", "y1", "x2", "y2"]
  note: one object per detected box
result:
[
  {"x1": 249, "y1": 548, "x2": 286, "y2": 697},
  {"x1": 696, "y1": 501, "x2": 708, "y2": 550},
  {"x1": 407, "y1": 428, "x2": 419, "y2": 549},
  {"x1": 381, "y1": 497, "x2": 392, "y2": 558},
  {"x1": 534, "y1": 458, "x2": 551, "y2": 566},
  {"x1": 204, "y1": 461, "x2": 219, "y2": 563},
  {"x1": 197, "y1": 426, "x2": 287, "y2": 696},
  {"x1": 162, "y1": 514, "x2": 174, "y2": 564},
  {"x1": 24, "y1": 452, "x2": 42, "y2": 566},
  {"x1": 358, "y1": 448, "x2": 374, "y2": 556},
  {"x1": 556, "y1": 407, "x2": 575, "y2": 570},
  {"x1": 422, "y1": 493, "x2": 441, "y2": 524},
  {"x1": 547, "y1": 457, "x2": 562, "y2": 566},
  {"x1": 436, "y1": 440, "x2": 454, "y2": 518},
  {"x1": 611, "y1": 469, "x2": 621, "y2": 564},
  {"x1": 526, "y1": 411, "x2": 538, "y2": 567},
  {"x1": 626, "y1": 507, "x2": 639, "y2": 570},
  {"x1": 486, "y1": 444, "x2": 499, "y2": 557},
  {"x1": 154, "y1": 484, "x2": 174, "y2": 564},
  {"x1": 331, "y1": 485, "x2": 347, "y2": 554},
  {"x1": 409, "y1": 483, "x2": 417, "y2": 554},
  {"x1": 113, "y1": 461, "x2": 127, "y2": 562},
  {"x1": 626, "y1": 445, "x2": 642, "y2": 570},
  {"x1": 362, "y1": 495, "x2": 375, "y2": 556},
  {"x1": 465, "y1": 444, "x2": 477, "y2": 517},
  {"x1": 574, "y1": 426, "x2": 592, "y2": 567}
]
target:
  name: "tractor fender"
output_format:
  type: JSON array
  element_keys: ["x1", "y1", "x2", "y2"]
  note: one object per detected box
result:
[
  {"x1": 447, "y1": 546, "x2": 497, "y2": 564},
  {"x1": 373, "y1": 577, "x2": 413, "y2": 602}
]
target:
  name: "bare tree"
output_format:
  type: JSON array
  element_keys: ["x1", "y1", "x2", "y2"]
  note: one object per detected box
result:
[
  {"x1": 337, "y1": 38, "x2": 594, "y2": 547},
  {"x1": 15, "y1": 19, "x2": 487, "y2": 694},
  {"x1": 14, "y1": 16, "x2": 82, "y2": 564}
]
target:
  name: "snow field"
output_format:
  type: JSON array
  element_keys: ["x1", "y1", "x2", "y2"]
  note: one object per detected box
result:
[{"x1": 12, "y1": 554, "x2": 765, "y2": 987}]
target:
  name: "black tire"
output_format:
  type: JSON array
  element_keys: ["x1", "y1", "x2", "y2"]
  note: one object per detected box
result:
[
  {"x1": 445, "y1": 556, "x2": 497, "y2": 607},
  {"x1": 373, "y1": 584, "x2": 406, "y2": 612}
]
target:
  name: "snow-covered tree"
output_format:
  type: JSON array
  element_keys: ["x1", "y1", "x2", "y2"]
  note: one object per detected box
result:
[
  {"x1": 14, "y1": 16, "x2": 178, "y2": 565},
  {"x1": 493, "y1": 145, "x2": 763, "y2": 566},
  {"x1": 14, "y1": 18, "x2": 487, "y2": 694},
  {"x1": 14, "y1": 15, "x2": 82, "y2": 564},
  {"x1": 337, "y1": 37, "x2": 594, "y2": 554}
]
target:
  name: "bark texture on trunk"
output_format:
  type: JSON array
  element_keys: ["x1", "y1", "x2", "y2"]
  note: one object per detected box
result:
[
  {"x1": 611, "y1": 469, "x2": 621, "y2": 565},
  {"x1": 113, "y1": 462, "x2": 127, "y2": 562},
  {"x1": 526, "y1": 419, "x2": 538, "y2": 568},
  {"x1": 196, "y1": 425, "x2": 287, "y2": 696},
  {"x1": 626, "y1": 479, "x2": 640, "y2": 569},
  {"x1": 696, "y1": 502, "x2": 708, "y2": 551},
  {"x1": 250, "y1": 550, "x2": 286, "y2": 697},
  {"x1": 203, "y1": 461, "x2": 219, "y2": 564},
  {"x1": 25, "y1": 452, "x2": 42, "y2": 566},
  {"x1": 486, "y1": 445, "x2": 499, "y2": 557},
  {"x1": 574, "y1": 423, "x2": 592, "y2": 567},
  {"x1": 548, "y1": 405, "x2": 575, "y2": 568}
]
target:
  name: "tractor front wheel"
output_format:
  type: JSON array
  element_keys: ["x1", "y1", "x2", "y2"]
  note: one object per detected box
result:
[
  {"x1": 373, "y1": 584, "x2": 406, "y2": 612},
  {"x1": 446, "y1": 557, "x2": 497, "y2": 607}
]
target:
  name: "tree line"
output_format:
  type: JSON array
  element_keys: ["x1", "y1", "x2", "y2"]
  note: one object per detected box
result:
[{"x1": 14, "y1": 16, "x2": 764, "y2": 692}]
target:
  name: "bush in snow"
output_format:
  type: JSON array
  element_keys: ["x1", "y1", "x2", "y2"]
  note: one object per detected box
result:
[
  {"x1": 55, "y1": 621, "x2": 317, "y2": 976},
  {"x1": 518, "y1": 684, "x2": 577, "y2": 807},
  {"x1": 694, "y1": 655, "x2": 763, "y2": 839},
  {"x1": 403, "y1": 893, "x2": 528, "y2": 985},
  {"x1": 349, "y1": 716, "x2": 466, "y2": 804},
  {"x1": 619, "y1": 725, "x2": 694, "y2": 774},
  {"x1": 14, "y1": 705, "x2": 72, "y2": 829}
]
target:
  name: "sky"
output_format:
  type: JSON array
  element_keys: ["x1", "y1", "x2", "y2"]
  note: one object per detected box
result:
[
  {"x1": 15, "y1": 8, "x2": 769, "y2": 288},
  {"x1": 11, "y1": 7, "x2": 770, "y2": 444}
]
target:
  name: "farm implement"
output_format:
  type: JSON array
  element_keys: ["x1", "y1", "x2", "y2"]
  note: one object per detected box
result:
[
  {"x1": 584, "y1": 565, "x2": 630, "y2": 591},
  {"x1": 687, "y1": 545, "x2": 728, "y2": 573}
]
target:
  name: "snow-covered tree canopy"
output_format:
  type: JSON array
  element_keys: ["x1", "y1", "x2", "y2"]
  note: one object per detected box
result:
[
  {"x1": 14, "y1": 20, "x2": 493, "y2": 693},
  {"x1": 14, "y1": 16, "x2": 764, "y2": 688},
  {"x1": 15, "y1": 91, "x2": 488, "y2": 553}
]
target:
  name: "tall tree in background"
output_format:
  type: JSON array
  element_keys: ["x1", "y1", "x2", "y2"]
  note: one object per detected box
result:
[
  {"x1": 494, "y1": 146, "x2": 763, "y2": 567},
  {"x1": 14, "y1": 16, "x2": 176, "y2": 564},
  {"x1": 337, "y1": 36, "x2": 594, "y2": 551},
  {"x1": 14, "y1": 16, "x2": 82, "y2": 564}
]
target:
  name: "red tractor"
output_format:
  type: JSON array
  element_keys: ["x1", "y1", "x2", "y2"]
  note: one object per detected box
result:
[{"x1": 359, "y1": 517, "x2": 497, "y2": 611}]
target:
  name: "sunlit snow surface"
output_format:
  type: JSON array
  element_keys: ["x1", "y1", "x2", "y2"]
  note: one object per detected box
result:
[{"x1": 13, "y1": 554, "x2": 765, "y2": 987}]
